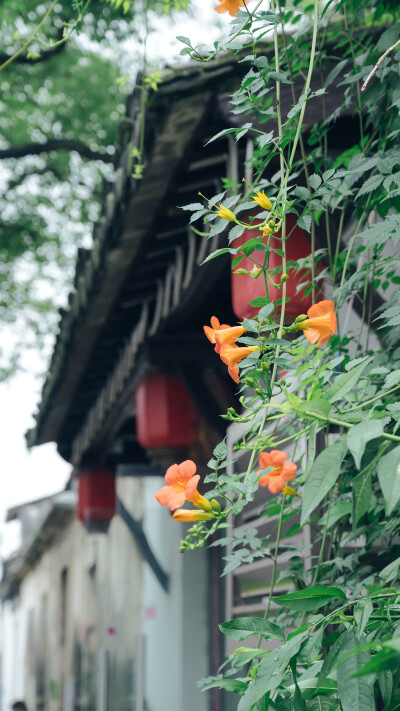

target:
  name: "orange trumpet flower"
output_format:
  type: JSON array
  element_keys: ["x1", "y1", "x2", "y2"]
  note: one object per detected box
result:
[
  {"x1": 214, "y1": 0, "x2": 243, "y2": 16},
  {"x1": 258, "y1": 450, "x2": 297, "y2": 494},
  {"x1": 215, "y1": 325, "x2": 245, "y2": 352},
  {"x1": 294, "y1": 300, "x2": 337, "y2": 347},
  {"x1": 155, "y1": 460, "x2": 211, "y2": 512},
  {"x1": 220, "y1": 344, "x2": 260, "y2": 370},
  {"x1": 228, "y1": 365, "x2": 240, "y2": 384},
  {"x1": 203, "y1": 316, "x2": 230, "y2": 352}
]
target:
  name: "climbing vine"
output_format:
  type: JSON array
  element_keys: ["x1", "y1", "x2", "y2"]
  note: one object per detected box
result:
[{"x1": 155, "y1": 1, "x2": 400, "y2": 709}]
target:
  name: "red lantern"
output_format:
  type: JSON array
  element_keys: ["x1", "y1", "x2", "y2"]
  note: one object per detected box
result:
[
  {"x1": 135, "y1": 373, "x2": 199, "y2": 450},
  {"x1": 77, "y1": 469, "x2": 116, "y2": 533},
  {"x1": 231, "y1": 213, "x2": 319, "y2": 321}
]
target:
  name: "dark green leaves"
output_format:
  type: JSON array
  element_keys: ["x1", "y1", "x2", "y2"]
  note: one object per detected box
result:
[
  {"x1": 201, "y1": 678, "x2": 248, "y2": 693},
  {"x1": 347, "y1": 420, "x2": 386, "y2": 469},
  {"x1": 379, "y1": 555, "x2": 400, "y2": 583},
  {"x1": 301, "y1": 437, "x2": 348, "y2": 524},
  {"x1": 337, "y1": 630, "x2": 374, "y2": 711},
  {"x1": 219, "y1": 617, "x2": 285, "y2": 642},
  {"x1": 377, "y1": 446, "x2": 400, "y2": 515},
  {"x1": 352, "y1": 469, "x2": 372, "y2": 524},
  {"x1": 273, "y1": 586, "x2": 346, "y2": 612},
  {"x1": 238, "y1": 633, "x2": 307, "y2": 711},
  {"x1": 325, "y1": 357, "x2": 370, "y2": 403}
]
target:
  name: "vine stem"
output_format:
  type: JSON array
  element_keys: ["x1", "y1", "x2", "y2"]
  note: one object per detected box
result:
[
  {"x1": 0, "y1": 0, "x2": 59, "y2": 71},
  {"x1": 264, "y1": 494, "x2": 286, "y2": 619},
  {"x1": 311, "y1": 488, "x2": 333, "y2": 586},
  {"x1": 256, "y1": 493, "x2": 286, "y2": 649},
  {"x1": 305, "y1": 413, "x2": 400, "y2": 442},
  {"x1": 139, "y1": 0, "x2": 149, "y2": 159},
  {"x1": 286, "y1": 1, "x2": 319, "y2": 178},
  {"x1": 343, "y1": 383, "x2": 400, "y2": 413}
]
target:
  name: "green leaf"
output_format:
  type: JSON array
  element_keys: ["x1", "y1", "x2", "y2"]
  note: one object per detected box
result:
[
  {"x1": 269, "y1": 70, "x2": 291, "y2": 84},
  {"x1": 378, "y1": 446, "x2": 400, "y2": 515},
  {"x1": 352, "y1": 648, "x2": 399, "y2": 676},
  {"x1": 384, "y1": 369, "x2": 400, "y2": 390},
  {"x1": 319, "y1": 500, "x2": 352, "y2": 529},
  {"x1": 249, "y1": 296, "x2": 270, "y2": 307},
  {"x1": 301, "y1": 438, "x2": 348, "y2": 525},
  {"x1": 356, "y1": 173, "x2": 384, "y2": 198},
  {"x1": 298, "y1": 627, "x2": 324, "y2": 665},
  {"x1": 287, "y1": 678, "x2": 338, "y2": 700},
  {"x1": 229, "y1": 223, "x2": 245, "y2": 243},
  {"x1": 176, "y1": 35, "x2": 192, "y2": 46},
  {"x1": 356, "y1": 213, "x2": 400, "y2": 246},
  {"x1": 258, "y1": 303, "x2": 275, "y2": 322},
  {"x1": 298, "y1": 398, "x2": 331, "y2": 419},
  {"x1": 354, "y1": 599, "x2": 373, "y2": 636},
  {"x1": 318, "y1": 630, "x2": 351, "y2": 687},
  {"x1": 325, "y1": 358, "x2": 371, "y2": 403},
  {"x1": 179, "y1": 201, "x2": 204, "y2": 211},
  {"x1": 306, "y1": 697, "x2": 338, "y2": 711},
  {"x1": 309, "y1": 174, "x2": 322, "y2": 190},
  {"x1": 294, "y1": 682, "x2": 307, "y2": 711},
  {"x1": 379, "y1": 554, "x2": 400, "y2": 583},
  {"x1": 352, "y1": 469, "x2": 372, "y2": 525},
  {"x1": 208, "y1": 218, "x2": 228, "y2": 237},
  {"x1": 337, "y1": 629, "x2": 374, "y2": 711},
  {"x1": 347, "y1": 420, "x2": 386, "y2": 469},
  {"x1": 379, "y1": 670, "x2": 393, "y2": 708},
  {"x1": 219, "y1": 617, "x2": 285, "y2": 642},
  {"x1": 273, "y1": 587, "x2": 346, "y2": 612},
  {"x1": 238, "y1": 633, "x2": 307, "y2": 711},
  {"x1": 214, "y1": 441, "x2": 227, "y2": 460},
  {"x1": 298, "y1": 215, "x2": 312, "y2": 232},
  {"x1": 201, "y1": 678, "x2": 248, "y2": 693},
  {"x1": 201, "y1": 248, "x2": 233, "y2": 264}
]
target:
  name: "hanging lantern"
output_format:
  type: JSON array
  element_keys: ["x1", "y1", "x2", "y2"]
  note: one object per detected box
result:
[
  {"x1": 231, "y1": 213, "x2": 320, "y2": 321},
  {"x1": 135, "y1": 373, "x2": 199, "y2": 450},
  {"x1": 77, "y1": 469, "x2": 116, "y2": 533}
]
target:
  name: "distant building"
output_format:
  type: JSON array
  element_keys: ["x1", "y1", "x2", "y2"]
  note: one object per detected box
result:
[{"x1": 2, "y1": 50, "x2": 364, "y2": 711}]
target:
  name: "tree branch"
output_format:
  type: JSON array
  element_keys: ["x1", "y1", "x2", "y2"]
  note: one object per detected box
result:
[
  {"x1": 361, "y1": 38, "x2": 400, "y2": 92},
  {"x1": 0, "y1": 139, "x2": 115, "y2": 164},
  {"x1": 0, "y1": 26, "x2": 66, "y2": 65}
]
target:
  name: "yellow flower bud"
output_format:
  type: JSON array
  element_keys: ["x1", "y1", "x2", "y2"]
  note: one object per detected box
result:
[
  {"x1": 281, "y1": 273, "x2": 289, "y2": 283},
  {"x1": 173, "y1": 509, "x2": 215, "y2": 522},
  {"x1": 234, "y1": 268, "x2": 250, "y2": 275},
  {"x1": 250, "y1": 266, "x2": 262, "y2": 279},
  {"x1": 294, "y1": 314, "x2": 308, "y2": 324},
  {"x1": 211, "y1": 499, "x2": 221, "y2": 513},
  {"x1": 252, "y1": 191, "x2": 272, "y2": 211},
  {"x1": 216, "y1": 204, "x2": 236, "y2": 222},
  {"x1": 262, "y1": 225, "x2": 273, "y2": 237},
  {"x1": 282, "y1": 485, "x2": 298, "y2": 497}
]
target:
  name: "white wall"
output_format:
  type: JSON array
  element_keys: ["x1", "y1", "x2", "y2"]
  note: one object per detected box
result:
[{"x1": 142, "y1": 478, "x2": 209, "y2": 711}]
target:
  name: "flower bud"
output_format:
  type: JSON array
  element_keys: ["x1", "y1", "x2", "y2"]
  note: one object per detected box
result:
[
  {"x1": 234, "y1": 268, "x2": 250, "y2": 275},
  {"x1": 252, "y1": 191, "x2": 272, "y2": 211},
  {"x1": 282, "y1": 485, "x2": 297, "y2": 497},
  {"x1": 216, "y1": 204, "x2": 236, "y2": 222},
  {"x1": 294, "y1": 314, "x2": 308, "y2": 323},
  {"x1": 261, "y1": 225, "x2": 273, "y2": 237},
  {"x1": 281, "y1": 273, "x2": 289, "y2": 283},
  {"x1": 250, "y1": 266, "x2": 262, "y2": 279},
  {"x1": 211, "y1": 499, "x2": 221, "y2": 513}
]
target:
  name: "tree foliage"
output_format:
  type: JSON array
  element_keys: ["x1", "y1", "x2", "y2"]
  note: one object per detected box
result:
[{"x1": 0, "y1": 0, "x2": 189, "y2": 377}]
